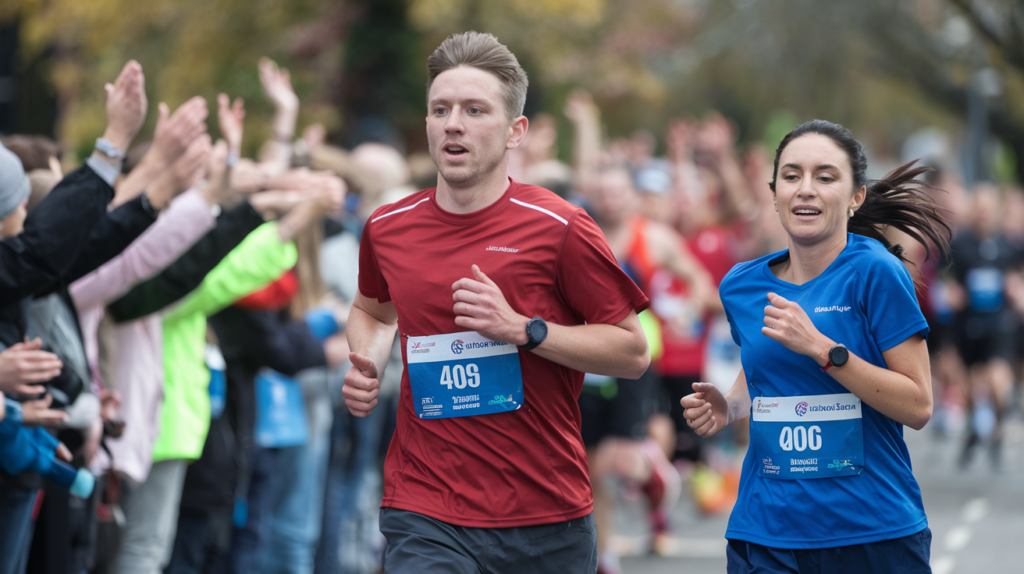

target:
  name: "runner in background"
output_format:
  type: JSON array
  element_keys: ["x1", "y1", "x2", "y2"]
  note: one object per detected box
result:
[
  {"x1": 948, "y1": 183, "x2": 1023, "y2": 469},
  {"x1": 579, "y1": 164, "x2": 712, "y2": 570}
]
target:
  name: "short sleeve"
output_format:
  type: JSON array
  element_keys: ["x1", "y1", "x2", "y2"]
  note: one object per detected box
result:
[
  {"x1": 556, "y1": 210, "x2": 649, "y2": 324},
  {"x1": 358, "y1": 219, "x2": 391, "y2": 303},
  {"x1": 863, "y1": 255, "x2": 929, "y2": 352}
]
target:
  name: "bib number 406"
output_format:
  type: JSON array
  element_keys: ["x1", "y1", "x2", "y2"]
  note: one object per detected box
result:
[
  {"x1": 440, "y1": 364, "x2": 480, "y2": 390},
  {"x1": 779, "y1": 425, "x2": 822, "y2": 452}
]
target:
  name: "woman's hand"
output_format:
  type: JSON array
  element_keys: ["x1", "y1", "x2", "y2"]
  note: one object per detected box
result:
[
  {"x1": 681, "y1": 382, "x2": 730, "y2": 437},
  {"x1": 762, "y1": 292, "x2": 832, "y2": 366}
]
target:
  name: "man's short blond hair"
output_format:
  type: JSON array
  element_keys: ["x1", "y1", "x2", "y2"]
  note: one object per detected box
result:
[{"x1": 426, "y1": 31, "x2": 529, "y2": 122}]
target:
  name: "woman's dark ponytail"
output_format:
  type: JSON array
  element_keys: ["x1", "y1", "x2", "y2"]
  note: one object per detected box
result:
[
  {"x1": 852, "y1": 160, "x2": 952, "y2": 265},
  {"x1": 770, "y1": 120, "x2": 953, "y2": 265}
]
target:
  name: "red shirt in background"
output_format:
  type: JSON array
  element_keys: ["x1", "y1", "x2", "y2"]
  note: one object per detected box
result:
[
  {"x1": 359, "y1": 180, "x2": 648, "y2": 528},
  {"x1": 658, "y1": 225, "x2": 736, "y2": 376}
]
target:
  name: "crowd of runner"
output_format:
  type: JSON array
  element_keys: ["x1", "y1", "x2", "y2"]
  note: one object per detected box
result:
[{"x1": 0, "y1": 30, "x2": 1022, "y2": 574}]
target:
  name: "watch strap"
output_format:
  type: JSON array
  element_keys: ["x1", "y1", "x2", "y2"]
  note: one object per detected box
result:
[{"x1": 95, "y1": 137, "x2": 126, "y2": 159}]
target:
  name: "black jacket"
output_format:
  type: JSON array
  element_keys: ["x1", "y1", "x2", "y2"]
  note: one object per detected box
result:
[
  {"x1": 0, "y1": 194, "x2": 157, "y2": 406},
  {"x1": 178, "y1": 305, "x2": 327, "y2": 514},
  {"x1": 0, "y1": 164, "x2": 115, "y2": 302},
  {"x1": 107, "y1": 202, "x2": 265, "y2": 323}
]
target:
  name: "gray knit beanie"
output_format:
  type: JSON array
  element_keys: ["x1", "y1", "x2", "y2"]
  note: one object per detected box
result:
[{"x1": 0, "y1": 141, "x2": 31, "y2": 220}]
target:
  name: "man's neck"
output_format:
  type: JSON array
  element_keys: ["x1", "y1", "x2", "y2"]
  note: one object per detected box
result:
[{"x1": 435, "y1": 167, "x2": 512, "y2": 215}]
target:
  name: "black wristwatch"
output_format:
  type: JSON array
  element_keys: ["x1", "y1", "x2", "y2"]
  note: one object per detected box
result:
[
  {"x1": 520, "y1": 317, "x2": 548, "y2": 351},
  {"x1": 823, "y1": 344, "x2": 849, "y2": 372}
]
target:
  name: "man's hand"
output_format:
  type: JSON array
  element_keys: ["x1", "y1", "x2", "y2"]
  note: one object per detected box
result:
[
  {"x1": 22, "y1": 394, "x2": 68, "y2": 427},
  {"x1": 762, "y1": 292, "x2": 833, "y2": 366},
  {"x1": 452, "y1": 265, "x2": 528, "y2": 345},
  {"x1": 147, "y1": 133, "x2": 213, "y2": 210},
  {"x1": 217, "y1": 93, "x2": 245, "y2": 157},
  {"x1": 0, "y1": 339, "x2": 63, "y2": 394},
  {"x1": 342, "y1": 352, "x2": 380, "y2": 417}
]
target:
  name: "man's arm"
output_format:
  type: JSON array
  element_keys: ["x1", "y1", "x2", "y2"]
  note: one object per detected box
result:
[
  {"x1": 452, "y1": 265, "x2": 649, "y2": 379},
  {"x1": 341, "y1": 291, "x2": 399, "y2": 417}
]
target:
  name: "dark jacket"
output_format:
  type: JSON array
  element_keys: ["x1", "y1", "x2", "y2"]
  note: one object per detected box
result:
[
  {"x1": 178, "y1": 305, "x2": 326, "y2": 513},
  {"x1": 0, "y1": 164, "x2": 115, "y2": 302},
  {"x1": 106, "y1": 202, "x2": 265, "y2": 323}
]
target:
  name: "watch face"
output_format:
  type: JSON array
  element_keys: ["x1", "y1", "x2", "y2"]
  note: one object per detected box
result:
[
  {"x1": 528, "y1": 319, "x2": 548, "y2": 343},
  {"x1": 830, "y1": 345, "x2": 850, "y2": 367}
]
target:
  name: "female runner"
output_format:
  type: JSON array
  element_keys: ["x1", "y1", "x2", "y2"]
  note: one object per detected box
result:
[{"x1": 682, "y1": 119, "x2": 951, "y2": 573}]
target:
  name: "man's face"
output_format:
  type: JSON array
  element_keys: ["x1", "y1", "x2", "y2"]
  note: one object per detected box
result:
[{"x1": 426, "y1": 66, "x2": 519, "y2": 188}]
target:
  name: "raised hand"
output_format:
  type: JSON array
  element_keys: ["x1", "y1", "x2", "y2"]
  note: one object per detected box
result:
[
  {"x1": 697, "y1": 111, "x2": 735, "y2": 160},
  {"x1": 151, "y1": 96, "x2": 209, "y2": 169},
  {"x1": 217, "y1": 93, "x2": 245, "y2": 157},
  {"x1": 102, "y1": 60, "x2": 148, "y2": 152},
  {"x1": 312, "y1": 173, "x2": 345, "y2": 215},
  {"x1": 342, "y1": 352, "x2": 380, "y2": 417},
  {"x1": 0, "y1": 339, "x2": 63, "y2": 394},
  {"x1": 452, "y1": 265, "x2": 527, "y2": 345},
  {"x1": 259, "y1": 58, "x2": 299, "y2": 122},
  {"x1": 147, "y1": 133, "x2": 213, "y2": 210},
  {"x1": 680, "y1": 382, "x2": 729, "y2": 437},
  {"x1": 563, "y1": 90, "x2": 597, "y2": 125},
  {"x1": 762, "y1": 292, "x2": 832, "y2": 364}
]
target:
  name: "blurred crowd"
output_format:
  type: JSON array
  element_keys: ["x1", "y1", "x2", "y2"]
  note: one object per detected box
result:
[{"x1": 1, "y1": 54, "x2": 1023, "y2": 574}]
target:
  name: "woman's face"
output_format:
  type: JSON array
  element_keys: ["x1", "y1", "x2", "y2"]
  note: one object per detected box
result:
[{"x1": 773, "y1": 133, "x2": 865, "y2": 248}]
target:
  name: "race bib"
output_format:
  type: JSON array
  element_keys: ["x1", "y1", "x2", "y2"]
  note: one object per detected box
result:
[
  {"x1": 406, "y1": 331, "x2": 524, "y2": 419},
  {"x1": 751, "y1": 394, "x2": 863, "y2": 480},
  {"x1": 966, "y1": 267, "x2": 1004, "y2": 312}
]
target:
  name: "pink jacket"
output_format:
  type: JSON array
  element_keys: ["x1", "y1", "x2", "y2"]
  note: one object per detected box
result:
[{"x1": 70, "y1": 188, "x2": 216, "y2": 484}]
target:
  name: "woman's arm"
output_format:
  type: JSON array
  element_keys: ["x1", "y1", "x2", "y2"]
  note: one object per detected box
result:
[{"x1": 763, "y1": 292, "x2": 932, "y2": 430}]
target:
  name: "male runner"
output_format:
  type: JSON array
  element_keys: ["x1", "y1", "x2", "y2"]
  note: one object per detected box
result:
[{"x1": 341, "y1": 32, "x2": 651, "y2": 573}]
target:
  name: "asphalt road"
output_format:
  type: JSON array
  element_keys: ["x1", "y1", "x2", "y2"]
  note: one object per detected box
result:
[{"x1": 615, "y1": 414, "x2": 1024, "y2": 574}]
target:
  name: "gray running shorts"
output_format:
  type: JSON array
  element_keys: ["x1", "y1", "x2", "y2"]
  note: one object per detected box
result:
[{"x1": 379, "y1": 507, "x2": 598, "y2": 574}]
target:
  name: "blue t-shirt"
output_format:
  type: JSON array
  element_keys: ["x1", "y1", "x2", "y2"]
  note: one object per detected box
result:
[{"x1": 721, "y1": 233, "x2": 929, "y2": 549}]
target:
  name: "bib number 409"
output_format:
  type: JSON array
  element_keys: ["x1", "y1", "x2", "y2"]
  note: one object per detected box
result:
[
  {"x1": 440, "y1": 364, "x2": 481, "y2": 390},
  {"x1": 779, "y1": 425, "x2": 822, "y2": 452}
]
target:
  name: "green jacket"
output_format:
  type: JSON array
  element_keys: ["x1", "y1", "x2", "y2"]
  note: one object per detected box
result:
[{"x1": 152, "y1": 222, "x2": 297, "y2": 462}]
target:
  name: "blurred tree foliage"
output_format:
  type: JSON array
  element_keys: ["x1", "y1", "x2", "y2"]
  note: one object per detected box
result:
[{"x1": 2, "y1": 0, "x2": 1023, "y2": 181}]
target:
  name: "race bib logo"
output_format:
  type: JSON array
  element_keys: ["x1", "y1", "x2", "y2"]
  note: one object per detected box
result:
[
  {"x1": 451, "y1": 340, "x2": 464, "y2": 354},
  {"x1": 795, "y1": 401, "x2": 808, "y2": 417}
]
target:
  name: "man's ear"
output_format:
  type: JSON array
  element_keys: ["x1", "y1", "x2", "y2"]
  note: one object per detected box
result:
[{"x1": 506, "y1": 116, "x2": 529, "y2": 150}]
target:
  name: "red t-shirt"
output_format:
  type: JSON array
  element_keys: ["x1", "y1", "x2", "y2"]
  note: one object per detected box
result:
[{"x1": 359, "y1": 180, "x2": 649, "y2": 527}]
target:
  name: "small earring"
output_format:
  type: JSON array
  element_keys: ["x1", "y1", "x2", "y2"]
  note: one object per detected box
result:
[
  {"x1": 848, "y1": 208, "x2": 855, "y2": 218},
  {"x1": 774, "y1": 203, "x2": 778, "y2": 212}
]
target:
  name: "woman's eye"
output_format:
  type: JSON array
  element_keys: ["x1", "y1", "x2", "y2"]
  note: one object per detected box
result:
[
  {"x1": 819, "y1": 175, "x2": 834, "y2": 183},
  {"x1": 783, "y1": 174, "x2": 798, "y2": 181}
]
